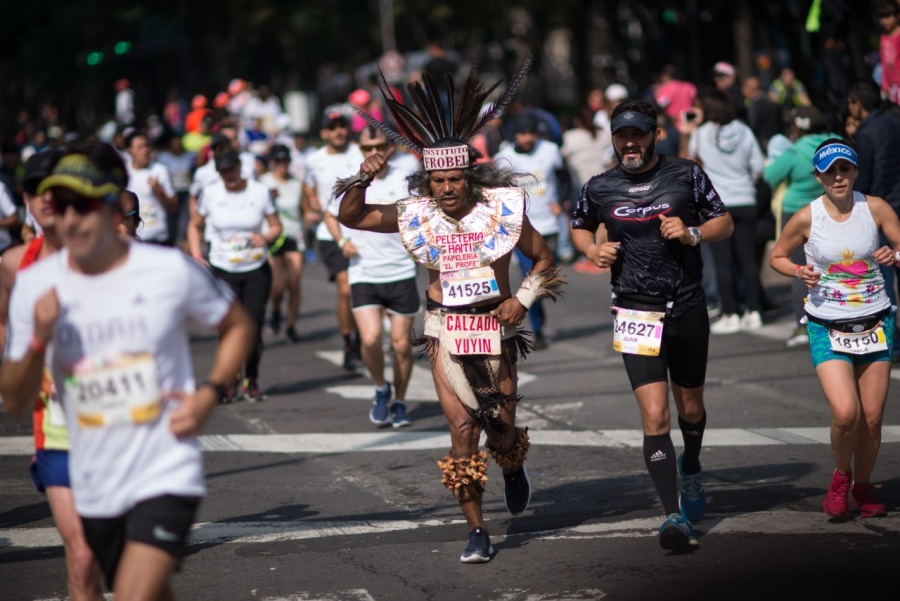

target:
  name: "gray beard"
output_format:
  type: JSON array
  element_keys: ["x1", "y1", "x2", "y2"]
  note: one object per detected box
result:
[{"x1": 616, "y1": 138, "x2": 656, "y2": 172}]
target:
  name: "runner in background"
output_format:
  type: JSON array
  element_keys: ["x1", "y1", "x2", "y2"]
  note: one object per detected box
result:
[{"x1": 260, "y1": 144, "x2": 305, "y2": 343}]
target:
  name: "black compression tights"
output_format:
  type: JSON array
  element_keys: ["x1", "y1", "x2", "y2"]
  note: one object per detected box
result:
[{"x1": 213, "y1": 262, "x2": 272, "y2": 379}]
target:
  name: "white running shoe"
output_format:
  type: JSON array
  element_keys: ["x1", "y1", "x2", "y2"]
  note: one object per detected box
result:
[
  {"x1": 710, "y1": 313, "x2": 740, "y2": 334},
  {"x1": 740, "y1": 310, "x2": 763, "y2": 331}
]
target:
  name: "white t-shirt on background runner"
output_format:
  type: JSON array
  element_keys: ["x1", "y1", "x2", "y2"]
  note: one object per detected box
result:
[
  {"x1": 331, "y1": 165, "x2": 416, "y2": 285},
  {"x1": 0, "y1": 183, "x2": 19, "y2": 252},
  {"x1": 198, "y1": 180, "x2": 276, "y2": 273},
  {"x1": 127, "y1": 161, "x2": 176, "y2": 242},
  {"x1": 494, "y1": 139, "x2": 563, "y2": 236},
  {"x1": 5, "y1": 243, "x2": 234, "y2": 518},
  {"x1": 304, "y1": 145, "x2": 365, "y2": 242},
  {"x1": 260, "y1": 172, "x2": 303, "y2": 240}
]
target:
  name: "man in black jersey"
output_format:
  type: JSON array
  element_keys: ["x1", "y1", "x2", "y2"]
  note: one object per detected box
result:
[{"x1": 570, "y1": 100, "x2": 734, "y2": 551}]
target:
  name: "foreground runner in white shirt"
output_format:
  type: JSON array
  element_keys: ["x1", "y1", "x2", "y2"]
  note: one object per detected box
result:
[{"x1": 0, "y1": 142, "x2": 254, "y2": 600}]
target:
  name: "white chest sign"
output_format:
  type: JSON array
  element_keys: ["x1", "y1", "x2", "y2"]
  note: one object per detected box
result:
[
  {"x1": 612, "y1": 308, "x2": 665, "y2": 356},
  {"x1": 442, "y1": 313, "x2": 502, "y2": 356},
  {"x1": 828, "y1": 326, "x2": 888, "y2": 355},
  {"x1": 66, "y1": 353, "x2": 162, "y2": 428}
]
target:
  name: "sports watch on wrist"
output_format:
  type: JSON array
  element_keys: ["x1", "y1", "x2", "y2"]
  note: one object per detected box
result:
[{"x1": 687, "y1": 227, "x2": 702, "y2": 246}]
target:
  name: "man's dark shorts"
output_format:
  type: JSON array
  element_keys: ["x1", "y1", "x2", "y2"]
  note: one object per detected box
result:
[
  {"x1": 81, "y1": 494, "x2": 201, "y2": 589},
  {"x1": 619, "y1": 299, "x2": 709, "y2": 390},
  {"x1": 318, "y1": 239, "x2": 349, "y2": 281},
  {"x1": 351, "y1": 277, "x2": 421, "y2": 316}
]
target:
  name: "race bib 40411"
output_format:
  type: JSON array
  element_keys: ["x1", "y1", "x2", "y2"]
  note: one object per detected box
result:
[
  {"x1": 612, "y1": 308, "x2": 665, "y2": 357},
  {"x1": 66, "y1": 352, "x2": 162, "y2": 428}
]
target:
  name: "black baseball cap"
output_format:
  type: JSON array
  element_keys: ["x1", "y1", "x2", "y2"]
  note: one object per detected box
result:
[
  {"x1": 214, "y1": 150, "x2": 240, "y2": 172},
  {"x1": 210, "y1": 133, "x2": 232, "y2": 151},
  {"x1": 610, "y1": 110, "x2": 658, "y2": 134},
  {"x1": 269, "y1": 145, "x2": 291, "y2": 162},
  {"x1": 513, "y1": 112, "x2": 540, "y2": 134},
  {"x1": 23, "y1": 148, "x2": 65, "y2": 196}
]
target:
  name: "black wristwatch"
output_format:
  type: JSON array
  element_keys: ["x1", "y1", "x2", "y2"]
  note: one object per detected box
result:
[
  {"x1": 201, "y1": 380, "x2": 229, "y2": 403},
  {"x1": 688, "y1": 227, "x2": 702, "y2": 246}
]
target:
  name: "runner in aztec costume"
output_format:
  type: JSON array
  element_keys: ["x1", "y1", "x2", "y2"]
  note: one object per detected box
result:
[{"x1": 335, "y1": 56, "x2": 565, "y2": 562}]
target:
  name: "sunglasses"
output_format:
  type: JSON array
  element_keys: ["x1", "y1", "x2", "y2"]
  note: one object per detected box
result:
[
  {"x1": 360, "y1": 143, "x2": 388, "y2": 152},
  {"x1": 325, "y1": 122, "x2": 348, "y2": 130},
  {"x1": 51, "y1": 196, "x2": 104, "y2": 216},
  {"x1": 121, "y1": 209, "x2": 137, "y2": 217}
]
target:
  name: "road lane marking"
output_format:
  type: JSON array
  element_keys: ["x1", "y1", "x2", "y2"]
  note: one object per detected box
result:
[
  {"x1": 1, "y1": 427, "x2": 898, "y2": 456},
  {"x1": 316, "y1": 351, "x2": 536, "y2": 402},
  {"x1": 6, "y1": 510, "x2": 898, "y2": 550}
]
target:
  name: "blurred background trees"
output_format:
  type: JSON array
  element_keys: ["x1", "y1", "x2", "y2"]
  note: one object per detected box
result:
[{"x1": 0, "y1": 0, "x2": 882, "y2": 133}]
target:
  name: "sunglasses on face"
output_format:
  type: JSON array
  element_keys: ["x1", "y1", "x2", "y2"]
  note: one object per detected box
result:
[
  {"x1": 360, "y1": 143, "x2": 388, "y2": 152},
  {"x1": 325, "y1": 122, "x2": 348, "y2": 131},
  {"x1": 51, "y1": 196, "x2": 104, "y2": 216}
]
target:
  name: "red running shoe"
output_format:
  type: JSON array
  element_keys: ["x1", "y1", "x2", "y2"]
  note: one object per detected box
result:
[
  {"x1": 822, "y1": 469, "x2": 851, "y2": 517},
  {"x1": 572, "y1": 257, "x2": 609, "y2": 275},
  {"x1": 851, "y1": 482, "x2": 887, "y2": 518}
]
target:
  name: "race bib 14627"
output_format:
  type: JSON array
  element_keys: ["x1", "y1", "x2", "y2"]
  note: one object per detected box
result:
[{"x1": 612, "y1": 308, "x2": 665, "y2": 357}]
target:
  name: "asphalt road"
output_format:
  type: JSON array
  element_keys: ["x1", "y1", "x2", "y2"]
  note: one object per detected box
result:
[{"x1": 1, "y1": 256, "x2": 898, "y2": 601}]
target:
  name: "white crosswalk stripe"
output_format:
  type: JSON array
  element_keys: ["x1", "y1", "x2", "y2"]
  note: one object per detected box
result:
[
  {"x1": 0, "y1": 426, "x2": 898, "y2": 456},
  {"x1": 6, "y1": 510, "x2": 898, "y2": 551}
]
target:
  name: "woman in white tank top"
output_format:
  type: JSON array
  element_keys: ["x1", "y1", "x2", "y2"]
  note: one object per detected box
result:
[{"x1": 769, "y1": 139, "x2": 900, "y2": 520}]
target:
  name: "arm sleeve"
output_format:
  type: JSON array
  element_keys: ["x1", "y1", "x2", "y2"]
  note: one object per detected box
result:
[
  {"x1": 692, "y1": 164, "x2": 728, "y2": 220},
  {"x1": 570, "y1": 182, "x2": 601, "y2": 231}
]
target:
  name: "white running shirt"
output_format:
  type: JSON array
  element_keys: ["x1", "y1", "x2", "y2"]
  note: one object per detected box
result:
[
  {"x1": 126, "y1": 162, "x2": 175, "y2": 243},
  {"x1": 260, "y1": 172, "x2": 303, "y2": 240},
  {"x1": 332, "y1": 165, "x2": 416, "y2": 284},
  {"x1": 6, "y1": 243, "x2": 234, "y2": 518},
  {"x1": 304, "y1": 145, "x2": 365, "y2": 242},
  {"x1": 198, "y1": 180, "x2": 277, "y2": 273},
  {"x1": 494, "y1": 139, "x2": 563, "y2": 235}
]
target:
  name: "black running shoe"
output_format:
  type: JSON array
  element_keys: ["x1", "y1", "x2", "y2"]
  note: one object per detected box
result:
[
  {"x1": 285, "y1": 325, "x2": 301, "y2": 344},
  {"x1": 270, "y1": 310, "x2": 282, "y2": 335},
  {"x1": 459, "y1": 527, "x2": 494, "y2": 563},
  {"x1": 503, "y1": 463, "x2": 532, "y2": 515},
  {"x1": 532, "y1": 331, "x2": 548, "y2": 350}
]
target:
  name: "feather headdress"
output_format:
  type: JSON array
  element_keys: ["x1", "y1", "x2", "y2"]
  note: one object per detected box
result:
[{"x1": 357, "y1": 54, "x2": 533, "y2": 169}]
